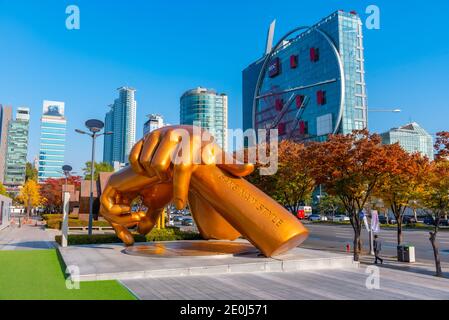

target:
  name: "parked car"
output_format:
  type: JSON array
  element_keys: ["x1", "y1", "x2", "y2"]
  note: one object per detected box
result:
[
  {"x1": 332, "y1": 215, "x2": 350, "y2": 222},
  {"x1": 423, "y1": 216, "x2": 435, "y2": 225},
  {"x1": 378, "y1": 215, "x2": 388, "y2": 225},
  {"x1": 309, "y1": 214, "x2": 327, "y2": 222},
  {"x1": 403, "y1": 216, "x2": 417, "y2": 224},
  {"x1": 439, "y1": 219, "x2": 449, "y2": 227},
  {"x1": 182, "y1": 218, "x2": 194, "y2": 226},
  {"x1": 173, "y1": 216, "x2": 184, "y2": 224}
]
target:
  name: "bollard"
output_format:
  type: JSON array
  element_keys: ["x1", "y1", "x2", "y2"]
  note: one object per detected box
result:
[{"x1": 346, "y1": 243, "x2": 351, "y2": 253}]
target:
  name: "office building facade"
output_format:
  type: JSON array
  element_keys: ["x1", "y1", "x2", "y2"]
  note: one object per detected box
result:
[
  {"x1": 180, "y1": 87, "x2": 228, "y2": 151},
  {"x1": 143, "y1": 114, "x2": 164, "y2": 136},
  {"x1": 243, "y1": 10, "x2": 368, "y2": 142},
  {"x1": 381, "y1": 122, "x2": 434, "y2": 160},
  {"x1": 38, "y1": 101, "x2": 67, "y2": 183},
  {"x1": 103, "y1": 87, "x2": 137, "y2": 165},
  {"x1": 4, "y1": 108, "x2": 30, "y2": 188},
  {"x1": 0, "y1": 105, "x2": 12, "y2": 183}
]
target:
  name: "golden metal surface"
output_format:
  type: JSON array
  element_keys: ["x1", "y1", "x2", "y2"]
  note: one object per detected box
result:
[
  {"x1": 100, "y1": 125, "x2": 309, "y2": 257},
  {"x1": 124, "y1": 241, "x2": 259, "y2": 258}
]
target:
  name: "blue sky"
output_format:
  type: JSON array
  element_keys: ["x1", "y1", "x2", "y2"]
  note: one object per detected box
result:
[{"x1": 1, "y1": 0, "x2": 448, "y2": 173}]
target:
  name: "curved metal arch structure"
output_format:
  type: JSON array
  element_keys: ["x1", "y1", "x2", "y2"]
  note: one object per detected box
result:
[{"x1": 252, "y1": 25, "x2": 346, "y2": 137}]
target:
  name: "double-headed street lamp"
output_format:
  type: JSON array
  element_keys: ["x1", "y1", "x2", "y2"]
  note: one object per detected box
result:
[{"x1": 75, "y1": 120, "x2": 113, "y2": 236}]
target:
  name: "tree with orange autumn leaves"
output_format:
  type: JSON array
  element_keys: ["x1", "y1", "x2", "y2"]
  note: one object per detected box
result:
[
  {"x1": 373, "y1": 144, "x2": 430, "y2": 245},
  {"x1": 40, "y1": 176, "x2": 81, "y2": 213},
  {"x1": 247, "y1": 140, "x2": 315, "y2": 214},
  {"x1": 418, "y1": 132, "x2": 449, "y2": 277},
  {"x1": 307, "y1": 130, "x2": 390, "y2": 261}
]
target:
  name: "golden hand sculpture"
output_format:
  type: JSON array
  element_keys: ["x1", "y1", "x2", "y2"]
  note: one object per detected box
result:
[{"x1": 100, "y1": 125, "x2": 309, "y2": 257}]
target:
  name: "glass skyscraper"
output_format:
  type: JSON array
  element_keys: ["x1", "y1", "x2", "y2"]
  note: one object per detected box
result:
[
  {"x1": 242, "y1": 10, "x2": 368, "y2": 141},
  {"x1": 38, "y1": 101, "x2": 67, "y2": 183},
  {"x1": 103, "y1": 87, "x2": 137, "y2": 165},
  {"x1": 180, "y1": 87, "x2": 228, "y2": 151},
  {"x1": 4, "y1": 107, "x2": 30, "y2": 189},
  {"x1": 381, "y1": 122, "x2": 434, "y2": 160},
  {"x1": 0, "y1": 104, "x2": 12, "y2": 184}
]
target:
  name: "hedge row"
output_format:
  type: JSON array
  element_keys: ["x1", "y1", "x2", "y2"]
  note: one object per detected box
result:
[
  {"x1": 55, "y1": 227, "x2": 203, "y2": 245},
  {"x1": 55, "y1": 234, "x2": 147, "y2": 246},
  {"x1": 46, "y1": 218, "x2": 110, "y2": 230}
]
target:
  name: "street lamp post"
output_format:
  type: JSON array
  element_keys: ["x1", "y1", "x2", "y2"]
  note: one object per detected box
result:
[
  {"x1": 75, "y1": 120, "x2": 113, "y2": 236},
  {"x1": 61, "y1": 165, "x2": 73, "y2": 248}
]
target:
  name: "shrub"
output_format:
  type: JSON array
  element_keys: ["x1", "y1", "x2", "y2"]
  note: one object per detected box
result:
[
  {"x1": 146, "y1": 227, "x2": 203, "y2": 241},
  {"x1": 42, "y1": 213, "x2": 78, "y2": 221},
  {"x1": 46, "y1": 218, "x2": 111, "y2": 230},
  {"x1": 55, "y1": 227, "x2": 202, "y2": 245}
]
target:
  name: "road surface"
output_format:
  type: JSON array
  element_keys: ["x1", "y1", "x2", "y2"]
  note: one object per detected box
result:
[{"x1": 302, "y1": 222, "x2": 449, "y2": 264}]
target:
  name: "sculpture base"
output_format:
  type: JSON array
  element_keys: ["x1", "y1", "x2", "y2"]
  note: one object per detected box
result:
[{"x1": 124, "y1": 240, "x2": 259, "y2": 258}]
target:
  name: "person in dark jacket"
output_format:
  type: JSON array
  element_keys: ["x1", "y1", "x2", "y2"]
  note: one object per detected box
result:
[{"x1": 373, "y1": 234, "x2": 383, "y2": 264}]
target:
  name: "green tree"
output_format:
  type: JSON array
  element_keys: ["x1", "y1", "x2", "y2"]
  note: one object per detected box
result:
[
  {"x1": 25, "y1": 162, "x2": 38, "y2": 181},
  {"x1": 83, "y1": 161, "x2": 114, "y2": 180},
  {"x1": 0, "y1": 182, "x2": 7, "y2": 196},
  {"x1": 317, "y1": 194, "x2": 344, "y2": 218}
]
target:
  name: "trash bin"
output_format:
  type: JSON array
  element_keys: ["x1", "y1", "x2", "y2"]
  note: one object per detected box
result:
[
  {"x1": 397, "y1": 245, "x2": 405, "y2": 262},
  {"x1": 403, "y1": 245, "x2": 416, "y2": 263}
]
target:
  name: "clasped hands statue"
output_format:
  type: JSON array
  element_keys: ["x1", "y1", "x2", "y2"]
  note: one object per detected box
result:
[{"x1": 100, "y1": 125, "x2": 308, "y2": 257}]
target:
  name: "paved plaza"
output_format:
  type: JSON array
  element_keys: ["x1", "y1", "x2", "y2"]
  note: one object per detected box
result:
[
  {"x1": 59, "y1": 241, "x2": 358, "y2": 281},
  {"x1": 122, "y1": 266, "x2": 449, "y2": 300},
  {"x1": 2, "y1": 223, "x2": 449, "y2": 300},
  {"x1": 0, "y1": 223, "x2": 58, "y2": 250}
]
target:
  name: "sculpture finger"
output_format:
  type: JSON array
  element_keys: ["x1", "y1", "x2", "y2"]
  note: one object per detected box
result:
[
  {"x1": 110, "y1": 222, "x2": 135, "y2": 246},
  {"x1": 129, "y1": 139, "x2": 146, "y2": 175},
  {"x1": 150, "y1": 131, "x2": 184, "y2": 181},
  {"x1": 139, "y1": 130, "x2": 162, "y2": 177},
  {"x1": 137, "y1": 208, "x2": 164, "y2": 235},
  {"x1": 173, "y1": 163, "x2": 193, "y2": 210},
  {"x1": 100, "y1": 186, "x2": 131, "y2": 215}
]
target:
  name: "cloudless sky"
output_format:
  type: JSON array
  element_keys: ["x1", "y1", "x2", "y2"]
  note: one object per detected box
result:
[{"x1": 1, "y1": 0, "x2": 448, "y2": 173}]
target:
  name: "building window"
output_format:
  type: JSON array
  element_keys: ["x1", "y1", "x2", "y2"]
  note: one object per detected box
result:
[
  {"x1": 310, "y1": 48, "x2": 320, "y2": 62},
  {"x1": 290, "y1": 55, "x2": 298, "y2": 69},
  {"x1": 275, "y1": 99, "x2": 284, "y2": 111},
  {"x1": 296, "y1": 95, "x2": 305, "y2": 108},
  {"x1": 317, "y1": 90, "x2": 326, "y2": 105}
]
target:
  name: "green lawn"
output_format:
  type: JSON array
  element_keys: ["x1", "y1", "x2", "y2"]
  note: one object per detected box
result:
[{"x1": 0, "y1": 249, "x2": 136, "y2": 300}]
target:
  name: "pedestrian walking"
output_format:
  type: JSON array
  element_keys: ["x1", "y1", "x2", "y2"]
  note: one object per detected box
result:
[{"x1": 373, "y1": 234, "x2": 383, "y2": 264}]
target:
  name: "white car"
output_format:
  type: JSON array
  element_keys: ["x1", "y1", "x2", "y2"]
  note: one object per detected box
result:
[
  {"x1": 332, "y1": 215, "x2": 350, "y2": 222},
  {"x1": 309, "y1": 214, "x2": 328, "y2": 222}
]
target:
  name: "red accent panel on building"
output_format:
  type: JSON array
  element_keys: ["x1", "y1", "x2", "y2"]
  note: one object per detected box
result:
[
  {"x1": 310, "y1": 48, "x2": 320, "y2": 62},
  {"x1": 296, "y1": 95, "x2": 304, "y2": 108},
  {"x1": 317, "y1": 90, "x2": 326, "y2": 105},
  {"x1": 278, "y1": 123, "x2": 286, "y2": 135},
  {"x1": 299, "y1": 121, "x2": 308, "y2": 135},
  {"x1": 275, "y1": 99, "x2": 284, "y2": 111},
  {"x1": 290, "y1": 55, "x2": 298, "y2": 69}
]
